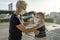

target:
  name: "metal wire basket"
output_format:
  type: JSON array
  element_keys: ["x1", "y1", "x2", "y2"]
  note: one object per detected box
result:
[{"x1": 22, "y1": 30, "x2": 60, "y2": 40}]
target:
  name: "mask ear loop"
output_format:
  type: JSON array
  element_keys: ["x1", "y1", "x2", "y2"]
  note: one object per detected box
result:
[{"x1": 18, "y1": 17, "x2": 24, "y2": 25}]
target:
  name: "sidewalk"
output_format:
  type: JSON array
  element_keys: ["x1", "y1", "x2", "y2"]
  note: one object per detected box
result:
[
  {"x1": 0, "y1": 22, "x2": 9, "y2": 25},
  {"x1": 0, "y1": 22, "x2": 60, "y2": 40}
]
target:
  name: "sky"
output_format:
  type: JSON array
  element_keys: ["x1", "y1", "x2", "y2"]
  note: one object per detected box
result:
[{"x1": 0, "y1": 0, "x2": 60, "y2": 14}]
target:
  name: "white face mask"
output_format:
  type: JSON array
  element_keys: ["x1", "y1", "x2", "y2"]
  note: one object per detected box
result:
[
  {"x1": 34, "y1": 17, "x2": 40, "y2": 24},
  {"x1": 32, "y1": 14, "x2": 35, "y2": 18},
  {"x1": 18, "y1": 15, "x2": 20, "y2": 18},
  {"x1": 18, "y1": 10, "x2": 26, "y2": 18},
  {"x1": 31, "y1": 14, "x2": 40, "y2": 24},
  {"x1": 20, "y1": 10, "x2": 26, "y2": 15}
]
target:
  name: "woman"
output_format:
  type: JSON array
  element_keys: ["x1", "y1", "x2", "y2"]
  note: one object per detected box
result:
[
  {"x1": 9, "y1": 1, "x2": 43, "y2": 40},
  {"x1": 34, "y1": 12, "x2": 46, "y2": 40}
]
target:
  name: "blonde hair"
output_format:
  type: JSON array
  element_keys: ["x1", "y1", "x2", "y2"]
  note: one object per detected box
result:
[{"x1": 16, "y1": 1, "x2": 27, "y2": 8}]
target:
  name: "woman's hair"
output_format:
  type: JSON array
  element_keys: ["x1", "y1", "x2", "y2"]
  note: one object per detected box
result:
[
  {"x1": 16, "y1": 1, "x2": 27, "y2": 8},
  {"x1": 37, "y1": 12, "x2": 45, "y2": 19}
]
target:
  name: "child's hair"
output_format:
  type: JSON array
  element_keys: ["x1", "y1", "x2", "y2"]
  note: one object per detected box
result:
[{"x1": 36, "y1": 12, "x2": 45, "y2": 19}]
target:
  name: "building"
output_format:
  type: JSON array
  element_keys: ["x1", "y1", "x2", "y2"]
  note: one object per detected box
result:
[
  {"x1": 8, "y1": 3, "x2": 13, "y2": 11},
  {"x1": 0, "y1": 3, "x2": 14, "y2": 18},
  {"x1": 45, "y1": 12, "x2": 60, "y2": 24}
]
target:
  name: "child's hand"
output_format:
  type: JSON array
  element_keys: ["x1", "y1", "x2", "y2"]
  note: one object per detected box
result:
[
  {"x1": 34, "y1": 30, "x2": 40, "y2": 35},
  {"x1": 30, "y1": 19, "x2": 34, "y2": 24}
]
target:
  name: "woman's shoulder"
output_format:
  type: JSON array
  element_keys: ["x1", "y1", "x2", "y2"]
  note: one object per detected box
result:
[{"x1": 11, "y1": 14, "x2": 17, "y2": 18}]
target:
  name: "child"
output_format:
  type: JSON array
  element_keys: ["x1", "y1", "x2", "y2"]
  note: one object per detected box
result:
[{"x1": 34, "y1": 12, "x2": 46, "y2": 40}]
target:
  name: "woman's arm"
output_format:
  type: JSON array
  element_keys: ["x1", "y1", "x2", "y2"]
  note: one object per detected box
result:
[{"x1": 16, "y1": 23, "x2": 40, "y2": 34}]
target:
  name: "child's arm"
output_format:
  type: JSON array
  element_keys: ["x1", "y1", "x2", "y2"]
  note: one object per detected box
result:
[{"x1": 23, "y1": 19, "x2": 34, "y2": 26}]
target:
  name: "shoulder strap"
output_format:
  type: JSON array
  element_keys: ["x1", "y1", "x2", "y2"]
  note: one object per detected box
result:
[{"x1": 19, "y1": 17, "x2": 24, "y2": 25}]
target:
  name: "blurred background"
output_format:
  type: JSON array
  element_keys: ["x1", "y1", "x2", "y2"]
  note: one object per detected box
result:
[{"x1": 0, "y1": 0, "x2": 60, "y2": 40}]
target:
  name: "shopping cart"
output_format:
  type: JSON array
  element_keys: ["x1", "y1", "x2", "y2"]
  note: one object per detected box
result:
[
  {"x1": 22, "y1": 29, "x2": 60, "y2": 40},
  {"x1": 22, "y1": 32, "x2": 45, "y2": 40}
]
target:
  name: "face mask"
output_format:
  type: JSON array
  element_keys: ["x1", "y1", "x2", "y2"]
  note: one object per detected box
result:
[
  {"x1": 18, "y1": 10, "x2": 26, "y2": 18},
  {"x1": 34, "y1": 17, "x2": 40, "y2": 25},
  {"x1": 18, "y1": 15, "x2": 20, "y2": 18},
  {"x1": 20, "y1": 10, "x2": 26, "y2": 15},
  {"x1": 31, "y1": 14, "x2": 40, "y2": 24}
]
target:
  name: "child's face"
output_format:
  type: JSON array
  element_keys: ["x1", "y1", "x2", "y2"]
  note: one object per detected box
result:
[{"x1": 36, "y1": 15, "x2": 43, "y2": 20}]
